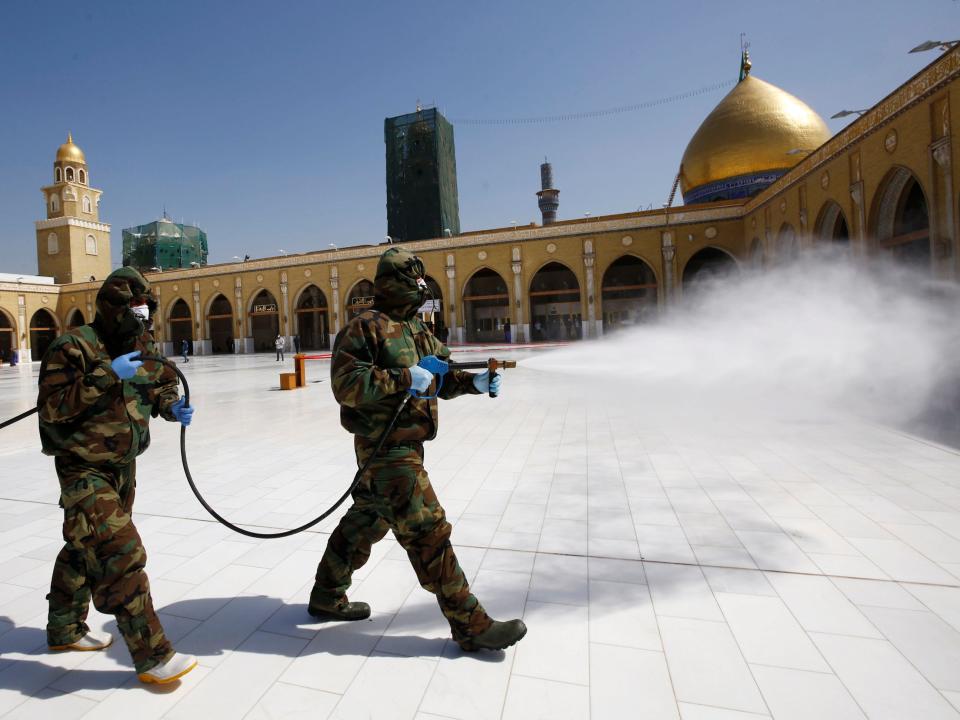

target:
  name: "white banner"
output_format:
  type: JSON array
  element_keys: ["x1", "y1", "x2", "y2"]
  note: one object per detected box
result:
[{"x1": 418, "y1": 300, "x2": 440, "y2": 313}]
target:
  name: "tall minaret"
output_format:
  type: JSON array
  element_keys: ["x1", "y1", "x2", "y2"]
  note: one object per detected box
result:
[
  {"x1": 537, "y1": 158, "x2": 559, "y2": 225},
  {"x1": 35, "y1": 134, "x2": 111, "y2": 284}
]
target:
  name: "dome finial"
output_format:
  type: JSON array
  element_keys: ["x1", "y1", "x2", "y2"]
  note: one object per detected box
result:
[
  {"x1": 67, "y1": 131, "x2": 73, "y2": 143},
  {"x1": 739, "y1": 37, "x2": 752, "y2": 82}
]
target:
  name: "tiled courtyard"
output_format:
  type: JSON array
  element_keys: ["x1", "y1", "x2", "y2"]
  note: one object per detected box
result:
[{"x1": 2, "y1": 347, "x2": 960, "y2": 719}]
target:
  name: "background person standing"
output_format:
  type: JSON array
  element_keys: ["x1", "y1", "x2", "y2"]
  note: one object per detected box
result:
[{"x1": 275, "y1": 333, "x2": 285, "y2": 361}]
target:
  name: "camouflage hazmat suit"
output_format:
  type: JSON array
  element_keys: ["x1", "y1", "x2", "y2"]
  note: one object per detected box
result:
[
  {"x1": 38, "y1": 267, "x2": 180, "y2": 673},
  {"x1": 311, "y1": 247, "x2": 493, "y2": 643}
]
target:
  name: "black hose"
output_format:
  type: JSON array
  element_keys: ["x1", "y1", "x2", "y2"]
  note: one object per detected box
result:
[
  {"x1": 0, "y1": 406, "x2": 38, "y2": 431},
  {"x1": 0, "y1": 358, "x2": 411, "y2": 540},
  {"x1": 159, "y1": 358, "x2": 409, "y2": 539}
]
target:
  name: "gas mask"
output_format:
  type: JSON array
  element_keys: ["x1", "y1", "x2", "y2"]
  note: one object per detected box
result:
[
  {"x1": 94, "y1": 267, "x2": 154, "y2": 352},
  {"x1": 374, "y1": 248, "x2": 430, "y2": 316}
]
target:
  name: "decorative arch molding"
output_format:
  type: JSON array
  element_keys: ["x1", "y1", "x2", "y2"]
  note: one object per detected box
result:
[
  {"x1": 870, "y1": 165, "x2": 927, "y2": 242},
  {"x1": 814, "y1": 201, "x2": 850, "y2": 243},
  {"x1": 597, "y1": 252, "x2": 661, "y2": 288},
  {"x1": 291, "y1": 282, "x2": 329, "y2": 310}
]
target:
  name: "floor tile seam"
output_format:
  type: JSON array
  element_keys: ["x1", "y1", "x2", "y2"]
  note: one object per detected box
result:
[
  {"x1": 587, "y1": 637, "x2": 666, "y2": 654},
  {"x1": 236, "y1": 653, "x2": 308, "y2": 720},
  {"x1": 509, "y1": 669, "x2": 589, "y2": 688},
  {"x1": 676, "y1": 700, "x2": 770, "y2": 718},
  {"x1": 805, "y1": 627, "x2": 960, "y2": 712}
]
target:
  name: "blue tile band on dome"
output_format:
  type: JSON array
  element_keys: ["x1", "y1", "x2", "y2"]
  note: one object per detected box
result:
[{"x1": 683, "y1": 169, "x2": 788, "y2": 204}]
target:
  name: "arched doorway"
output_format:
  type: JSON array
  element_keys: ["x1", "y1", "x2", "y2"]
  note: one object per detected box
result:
[
  {"x1": 0, "y1": 310, "x2": 15, "y2": 362},
  {"x1": 66, "y1": 308, "x2": 85, "y2": 329},
  {"x1": 295, "y1": 285, "x2": 329, "y2": 351},
  {"x1": 30, "y1": 309, "x2": 59, "y2": 360},
  {"x1": 207, "y1": 294, "x2": 234, "y2": 354},
  {"x1": 815, "y1": 201, "x2": 850, "y2": 244},
  {"x1": 872, "y1": 167, "x2": 930, "y2": 267},
  {"x1": 682, "y1": 247, "x2": 738, "y2": 289},
  {"x1": 249, "y1": 289, "x2": 280, "y2": 352},
  {"x1": 345, "y1": 280, "x2": 375, "y2": 320},
  {"x1": 168, "y1": 299, "x2": 193, "y2": 355},
  {"x1": 529, "y1": 262, "x2": 582, "y2": 341},
  {"x1": 463, "y1": 268, "x2": 509, "y2": 343},
  {"x1": 420, "y1": 275, "x2": 445, "y2": 338},
  {"x1": 776, "y1": 223, "x2": 799, "y2": 262},
  {"x1": 601, "y1": 256, "x2": 658, "y2": 332}
]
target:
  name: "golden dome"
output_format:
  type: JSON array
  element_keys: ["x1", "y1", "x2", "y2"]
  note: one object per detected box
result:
[
  {"x1": 56, "y1": 133, "x2": 86, "y2": 164},
  {"x1": 680, "y1": 74, "x2": 830, "y2": 203}
]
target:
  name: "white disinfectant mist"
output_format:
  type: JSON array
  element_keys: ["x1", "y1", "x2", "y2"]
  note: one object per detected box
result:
[{"x1": 522, "y1": 247, "x2": 960, "y2": 436}]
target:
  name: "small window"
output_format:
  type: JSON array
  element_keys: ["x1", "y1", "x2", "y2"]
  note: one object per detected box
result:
[
  {"x1": 50, "y1": 194, "x2": 60, "y2": 212},
  {"x1": 82, "y1": 195, "x2": 92, "y2": 213},
  {"x1": 47, "y1": 233, "x2": 59, "y2": 255},
  {"x1": 55, "y1": 167, "x2": 62, "y2": 183},
  {"x1": 85, "y1": 234, "x2": 97, "y2": 255},
  {"x1": 66, "y1": 167, "x2": 75, "y2": 182},
  {"x1": 78, "y1": 169, "x2": 86, "y2": 185}
]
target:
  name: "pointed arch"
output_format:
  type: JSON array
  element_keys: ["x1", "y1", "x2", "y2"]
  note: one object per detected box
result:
[
  {"x1": 870, "y1": 166, "x2": 930, "y2": 268},
  {"x1": 66, "y1": 308, "x2": 85, "y2": 329},
  {"x1": 29, "y1": 308, "x2": 59, "y2": 360},
  {"x1": 529, "y1": 261, "x2": 582, "y2": 341},
  {"x1": 0, "y1": 308, "x2": 16, "y2": 362},
  {"x1": 815, "y1": 201, "x2": 850, "y2": 244},
  {"x1": 463, "y1": 267, "x2": 510, "y2": 343},
  {"x1": 681, "y1": 247, "x2": 739, "y2": 290},
  {"x1": 205, "y1": 293, "x2": 234, "y2": 354},
  {"x1": 248, "y1": 288, "x2": 280, "y2": 352},
  {"x1": 600, "y1": 254, "x2": 658, "y2": 332},
  {"x1": 345, "y1": 279, "x2": 375, "y2": 319},
  {"x1": 776, "y1": 223, "x2": 798, "y2": 263},
  {"x1": 294, "y1": 284, "x2": 330, "y2": 350},
  {"x1": 167, "y1": 298, "x2": 193, "y2": 355}
]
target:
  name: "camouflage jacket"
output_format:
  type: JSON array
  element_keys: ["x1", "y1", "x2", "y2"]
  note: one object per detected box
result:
[
  {"x1": 37, "y1": 325, "x2": 180, "y2": 465},
  {"x1": 331, "y1": 310, "x2": 479, "y2": 444}
]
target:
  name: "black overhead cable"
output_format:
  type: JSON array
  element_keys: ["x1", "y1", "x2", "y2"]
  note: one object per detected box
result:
[{"x1": 451, "y1": 79, "x2": 736, "y2": 126}]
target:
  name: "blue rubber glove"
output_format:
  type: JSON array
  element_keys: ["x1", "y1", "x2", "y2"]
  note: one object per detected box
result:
[
  {"x1": 171, "y1": 397, "x2": 194, "y2": 427},
  {"x1": 473, "y1": 371, "x2": 502, "y2": 394},
  {"x1": 408, "y1": 365, "x2": 433, "y2": 395},
  {"x1": 418, "y1": 355, "x2": 449, "y2": 375},
  {"x1": 111, "y1": 351, "x2": 143, "y2": 380}
]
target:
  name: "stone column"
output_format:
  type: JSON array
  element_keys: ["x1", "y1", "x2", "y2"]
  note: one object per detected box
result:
[
  {"x1": 330, "y1": 266, "x2": 341, "y2": 336},
  {"x1": 660, "y1": 231, "x2": 676, "y2": 308},
  {"x1": 932, "y1": 140, "x2": 956, "y2": 279},
  {"x1": 192, "y1": 282, "x2": 206, "y2": 356},
  {"x1": 236, "y1": 277, "x2": 250, "y2": 354},
  {"x1": 582, "y1": 240, "x2": 597, "y2": 338},
  {"x1": 849, "y1": 182, "x2": 867, "y2": 256},
  {"x1": 17, "y1": 294, "x2": 29, "y2": 363},
  {"x1": 512, "y1": 247, "x2": 525, "y2": 343},
  {"x1": 280, "y1": 271, "x2": 291, "y2": 349},
  {"x1": 445, "y1": 254, "x2": 461, "y2": 342}
]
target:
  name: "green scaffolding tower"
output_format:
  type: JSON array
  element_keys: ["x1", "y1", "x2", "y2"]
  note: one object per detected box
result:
[
  {"x1": 122, "y1": 218, "x2": 209, "y2": 272},
  {"x1": 384, "y1": 107, "x2": 461, "y2": 242}
]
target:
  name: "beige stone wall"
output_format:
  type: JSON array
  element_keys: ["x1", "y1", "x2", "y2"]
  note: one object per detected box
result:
[{"x1": 3, "y1": 48, "x2": 959, "y2": 361}]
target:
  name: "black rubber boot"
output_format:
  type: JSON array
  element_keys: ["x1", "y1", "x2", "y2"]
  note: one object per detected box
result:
[
  {"x1": 307, "y1": 590, "x2": 371, "y2": 621},
  {"x1": 458, "y1": 619, "x2": 527, "y2": 652}
]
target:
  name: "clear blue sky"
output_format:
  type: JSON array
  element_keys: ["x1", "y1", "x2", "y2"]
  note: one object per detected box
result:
[{"x1": 1, "y1": 0, "x2": 956, "y2": 274}]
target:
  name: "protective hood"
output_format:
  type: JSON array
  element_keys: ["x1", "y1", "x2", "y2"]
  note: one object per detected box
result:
[
  {"x1": 94, "y1": 266, "x2": 154, "y2": 354},
  {"x1": 373, "y1": 247, "x2": 427, "y2": 320}
]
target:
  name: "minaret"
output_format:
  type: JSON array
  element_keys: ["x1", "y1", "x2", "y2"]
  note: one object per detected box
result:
[
  {"x1": 35, "y1": 134, "x2": 111, "y2": 284},
  {"x1": 537, "y1": 158, "x2": 559, "y2": 225}
]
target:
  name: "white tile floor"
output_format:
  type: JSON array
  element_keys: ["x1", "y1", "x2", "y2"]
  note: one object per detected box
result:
[{"x1": 1, "y1": 348, "x2": 960, "y2": 719}]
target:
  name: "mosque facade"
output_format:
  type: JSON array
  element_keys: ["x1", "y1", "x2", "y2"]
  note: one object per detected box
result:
[{"x1": 2, "y1": 49, "x2": 958, "y2": 362}]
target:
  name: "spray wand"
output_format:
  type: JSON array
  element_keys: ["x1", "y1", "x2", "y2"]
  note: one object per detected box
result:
[{"x1": 412, "y1": 356, "x2": 517, "y2": 399}]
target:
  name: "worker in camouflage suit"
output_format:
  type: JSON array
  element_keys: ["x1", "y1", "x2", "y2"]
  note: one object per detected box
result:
[
  {"x1": 308, "y1": 247, "x2": 527, "y2": 652},
  {"x1": 38, "y1": 267, "x2": 198, "y2": 684}
]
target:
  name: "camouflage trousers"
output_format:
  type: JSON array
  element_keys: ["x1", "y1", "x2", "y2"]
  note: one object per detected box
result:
[
  {"x1": 313, "y1": 441, "x2": 492, "y2": 642},
  {"x1": 47, "y1": 457, "x2": 173, "y2": 673}
]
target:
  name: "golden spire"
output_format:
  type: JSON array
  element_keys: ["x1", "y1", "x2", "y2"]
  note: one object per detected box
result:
[{"x1": 67, "y1": 131, "x2": 73, "y2": 143}]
